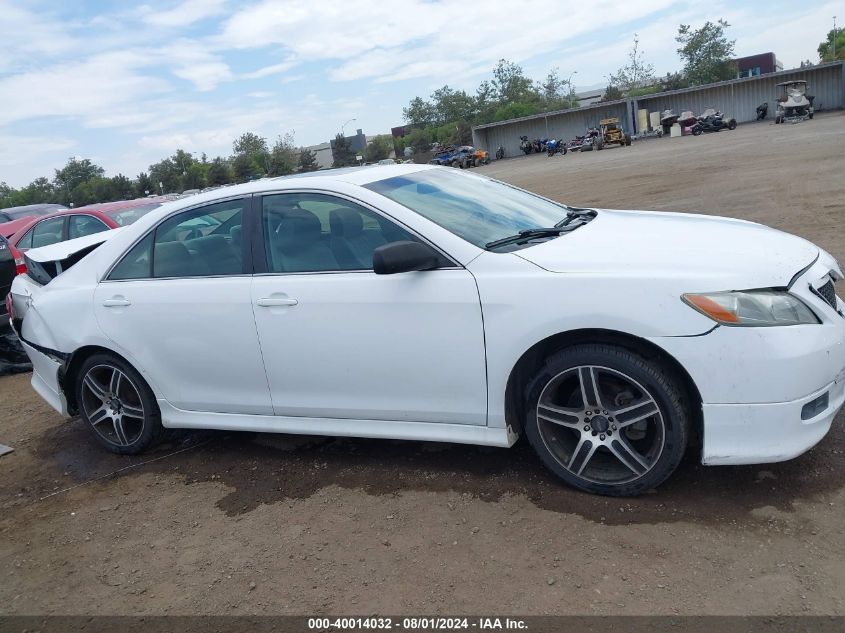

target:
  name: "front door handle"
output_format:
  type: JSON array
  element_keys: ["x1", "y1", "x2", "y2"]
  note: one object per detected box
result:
[
  {"x1": 256, "y1": 297, "x2": 298, "y2": 307},
  {"x1": 103, "y1": 298, "x2": 131, "y2": 308}
]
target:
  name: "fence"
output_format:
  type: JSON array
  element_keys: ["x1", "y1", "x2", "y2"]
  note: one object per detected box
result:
[{"x1": 472, "y1": 61, "x2": 844, "y2": 157}]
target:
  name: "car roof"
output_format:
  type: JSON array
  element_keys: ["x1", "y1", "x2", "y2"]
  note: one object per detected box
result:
[
  {"x1": 102, "y1": 164, "x2": 440, "y2": 231},
  {"x1": 74, "y1": 197, "x2": 171, "y2": 213},
  {"x1": 1, "y1": 203, "x2": 67, "y2": 214}
]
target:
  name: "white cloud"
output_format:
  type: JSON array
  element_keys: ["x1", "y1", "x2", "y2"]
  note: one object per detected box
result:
[
  {"x1": 139, "y1": 0, "x2": 228, "y2": 27},
  {"x1": 243, "y1": 57, "x2": 299, "y2": 79},
  {"x1": 159, "y1": 40, "x2": 233, "y2": 90},
  {"x1": 0, "y1": 135, "x2": 76, "y2": 166},
  {"x1": 0, "y1": 51, "x2": 171, "y2": 127},
  {"x1": 0, "y1": 0, "x2": 79, "y2": 72}
]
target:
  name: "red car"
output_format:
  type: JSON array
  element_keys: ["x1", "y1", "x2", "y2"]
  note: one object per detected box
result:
[
  {"x1": 8, "y1": 197, "x2": 169, "y2": 252},
  {"x1": 0, "y1": 203, "x2": 67, "y2": 239}
]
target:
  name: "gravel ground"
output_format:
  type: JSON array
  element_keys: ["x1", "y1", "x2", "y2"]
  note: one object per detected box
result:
[{"x1": 1, "y1": 112, "x2": 844, "y2": 616}]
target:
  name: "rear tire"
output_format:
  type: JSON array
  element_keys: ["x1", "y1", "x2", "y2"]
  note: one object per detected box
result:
[
  {"x1": 522, "y1": 344, "x2": 689, "y2": 496},
  {"x1": 75, "y1": 353, "x2": 163, "y2": 455}
]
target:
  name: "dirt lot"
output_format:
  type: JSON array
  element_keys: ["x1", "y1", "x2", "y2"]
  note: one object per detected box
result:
[{"x1": 1, "y1": 113, "x2": 844, "y2": 616}]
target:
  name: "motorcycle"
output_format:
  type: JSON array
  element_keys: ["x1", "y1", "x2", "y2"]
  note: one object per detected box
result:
[
  {"x1": 546, "y1": 139, "x2": 567, "y2": 156},
  {"x1": 495, "y1": 145, "x2": 505, "y2": 160},
  {"x1": 519, "y1": 135, "x2": 533, "y2": 154},
  {"x1": 691, "y1": 108, "x2": 737, "y2": 135},
  {"x1": 756, "y1": 102, "x2": 768, "y2": 120}
]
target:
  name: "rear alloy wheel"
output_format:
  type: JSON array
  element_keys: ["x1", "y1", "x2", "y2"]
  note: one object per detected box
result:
[
  {"x1": 76, "y1": 353, "x2": 163, "y2": 454},
  {"x1": 524, "y1": 344, "x2": 689, "y2": 496}
]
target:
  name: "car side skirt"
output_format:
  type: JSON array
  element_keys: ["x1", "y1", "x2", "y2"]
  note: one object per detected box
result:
[{"x1": 158, "y1": 400, "x2": 518, "y2": 448}]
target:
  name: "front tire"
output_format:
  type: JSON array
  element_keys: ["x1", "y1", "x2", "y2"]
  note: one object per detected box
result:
[
  {"x1": 523, "y1": 344, "x2": 689, "y2": 496},
  {"x1": 76, "y1": 353, "x2": 163, "y2": 454}
]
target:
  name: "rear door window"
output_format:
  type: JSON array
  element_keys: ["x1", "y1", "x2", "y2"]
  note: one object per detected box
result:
[
  {"x1": 108, "y1": 199, "x2": 245, "y2": 280},
  {"x1": 69, "y1": 215, "x2": 110, "y2": 240},
  {"x1": 31, "y1": 217, "x2": 65, "y2": 248}
]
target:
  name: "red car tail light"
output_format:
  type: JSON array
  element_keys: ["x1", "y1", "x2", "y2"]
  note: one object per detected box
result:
[{"x1": 9, "y1": 244, "x2": 26, "y2": 276}]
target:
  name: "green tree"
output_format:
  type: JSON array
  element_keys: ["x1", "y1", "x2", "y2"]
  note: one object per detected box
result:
[
  {"x1": 182, "y1": 163, "x2": 207, "y2": 190},
  {"x1": 297, "y1": 149, "x2": 320, "y2": 172},
  {"x1": 363, "y1": 135, "x2": 393, "y2": 162},
  {"x1": 232, "y1": 154, "x2": 259, "y2": 183},
  {"x1": 491, "y1": 59, "x2": 537, "y2": 104},
  {"x1": 493, "y1": 102, "x2": 539, "y2": 122},
  {"x1": 404, "y1": 127, "x2": 432, "y2": 154},
  {"x1": 207, "y1": 157, "x2": 233, "y2": 185},
  {"x1": 474, "y1": 80, "x2": 497, "y2": 122},
  {"x1": 676, "y1": 19, "x2": 737, "y2": 85},
  {"x1": 601, "y1": 85, "x2": 623, "y2": 101},
  {"x1": 109, "y1": 174, "x2": 134, "y2": 200},
  {"x1": 429, "y1": 85, "x2": 476, "y2": 124},
  {"x1": 661, "y1": 71, "x2": 689, "y2": 91},
  {"x1": 53, "y1": 157, "x2": 104, "y2": 202},
  {"x1": 817, "y1": 28, "x2": 845, "y2": 61},
  {"x1": 403, "y1": 96, "x2": 436, "y2": 126},
  {"x1": 134, "y1": 172, "x2": 154, "y2": 197},
  {"x1": 608, "y1": 34, "x2": 655, "y2": 94},
  {"x1": 268, "y1": 133, "x2": 297, "y2": 176},
  {"x1": 233, "y1": 132, "x2": 269, "y2": 157},
  {"x1": 332, "y1": 133, "x2": 356, "y2": 167},
  {"x1": 148, "y1": 157, "x2": 181, "y2": 194}
]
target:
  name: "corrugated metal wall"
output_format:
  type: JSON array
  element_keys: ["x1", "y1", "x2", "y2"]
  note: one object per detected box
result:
[
  {"x1": 472, "y1": 62, "x2": 844, "y2": 154},
  {"x1": 636, "y1": 63, "x2": 843, "y2": 124},
  {"x1": 473, "y1": 102, "x2": 630, "y2": 157}
]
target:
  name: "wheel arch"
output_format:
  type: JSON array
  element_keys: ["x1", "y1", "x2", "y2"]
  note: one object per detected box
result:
[
  {"x1": 60, "y1": 344, "x2": 143, "y2": 415},
  {"x1": 504, "y1": 328, "x2": 703, "y2": 443}
]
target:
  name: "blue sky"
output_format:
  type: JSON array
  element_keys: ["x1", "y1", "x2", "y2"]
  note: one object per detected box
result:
[{"x1": 0, "y1": 0, "x2": 837, "y2": 187}]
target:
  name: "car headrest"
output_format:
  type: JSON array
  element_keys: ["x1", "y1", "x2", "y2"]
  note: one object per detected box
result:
[
  {"x1": 329, "y1": 207, "x2": 364, "y2": 238},
  {"x1": 276, "y1": 209, "x2": 322, "y2": 252}
]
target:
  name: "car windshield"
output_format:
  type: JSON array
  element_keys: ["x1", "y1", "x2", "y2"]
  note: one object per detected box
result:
[
  {"x1": 107, "y1": 203, "x2": 161, "y2": 227},
  {"x1": 364, "y1": 169, "x2": 570, "y2": 248}
]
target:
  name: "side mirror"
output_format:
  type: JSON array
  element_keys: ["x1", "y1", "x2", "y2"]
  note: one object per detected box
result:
[{"x1": 373, "y1": 240, "x2": 440, "y2": 275}]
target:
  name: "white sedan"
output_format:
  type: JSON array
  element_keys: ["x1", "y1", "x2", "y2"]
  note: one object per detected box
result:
[{"x1": 8, "y1": 165, "x2": 845, "y2": 496}]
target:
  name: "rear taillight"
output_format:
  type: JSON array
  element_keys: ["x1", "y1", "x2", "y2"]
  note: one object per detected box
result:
[{"x1": 9, "y1": 244, "x2": 26, "y2": 275}]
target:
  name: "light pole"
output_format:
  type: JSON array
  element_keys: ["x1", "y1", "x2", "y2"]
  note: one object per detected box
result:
[
  {"x1": 834, "y1": 16, "x2": 837, "y2": 59},
  {"x1": 566, "y1": 70, "x2": 578, "y2": 105},
  {"x1": 340, "y1": 118, "x2": 356, "y2": 138}
]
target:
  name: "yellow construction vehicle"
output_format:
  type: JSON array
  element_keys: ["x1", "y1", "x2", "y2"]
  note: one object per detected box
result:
[{"x1": 592, "y1": 117, "x2": 632, "y2": 150}]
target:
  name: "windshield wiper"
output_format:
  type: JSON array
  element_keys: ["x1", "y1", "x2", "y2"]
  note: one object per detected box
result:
[
  {"x1": 485, "y1": 225, "x2": 583, "y2": 250},
  {"x1": 555, "y1": 207, "x2": 597, "y2": 227}
]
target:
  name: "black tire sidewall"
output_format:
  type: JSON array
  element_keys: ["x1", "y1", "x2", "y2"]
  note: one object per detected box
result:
[
  {"x1": 523, "y1": 344, "x2": 689, "y2": 496},
  {"x1": 75, "y1": 353, "x2": 163, "y2": 455}
]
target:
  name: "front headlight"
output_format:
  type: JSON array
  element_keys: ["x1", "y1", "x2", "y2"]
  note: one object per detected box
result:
[{"x1": 682, "y1": 290, "x2": 819, "y2": 326}]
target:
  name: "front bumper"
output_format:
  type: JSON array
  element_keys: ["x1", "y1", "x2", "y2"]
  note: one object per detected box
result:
[
  {"x1": 652, "y1": 263, "x2": 845, "y2": 466},
  {"x1": 701, "y1": 372, "x2": 844, "y2": 465}
]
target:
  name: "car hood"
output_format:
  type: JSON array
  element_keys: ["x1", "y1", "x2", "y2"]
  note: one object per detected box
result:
[{"x1": 516, "y1": 209, "x2": 819, "y2": 289}]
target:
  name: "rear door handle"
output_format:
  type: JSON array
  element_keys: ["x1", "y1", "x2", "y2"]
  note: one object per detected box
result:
[
  {"x1": 103, "y1": 298, "x2": 131, "y2": 308},
  {"x1": 256, "y1": 297, "x2": 298, "y2": 307}
]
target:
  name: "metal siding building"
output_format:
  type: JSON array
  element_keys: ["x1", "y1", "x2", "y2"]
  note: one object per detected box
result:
[
  {"x1": 472, "y1": 61, "x2": 844, "y2": 155},
  {"x1": 473, "y1": 100, "x2": 630, "y2": 158}
]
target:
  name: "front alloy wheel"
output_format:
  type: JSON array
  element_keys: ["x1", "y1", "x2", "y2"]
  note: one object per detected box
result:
[{"x1": 524, "y1": 344, "x2": 689, "y2": 496}]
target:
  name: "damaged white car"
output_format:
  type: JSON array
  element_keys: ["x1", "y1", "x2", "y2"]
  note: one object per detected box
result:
[{"x1": 8, "y1": 165, "x2": 845, "y2": 496}]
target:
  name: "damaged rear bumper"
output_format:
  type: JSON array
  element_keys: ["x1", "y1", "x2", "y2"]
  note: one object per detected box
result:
[{"x1": 19, "y1": 338, "x2": 70, "y2": 417}]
